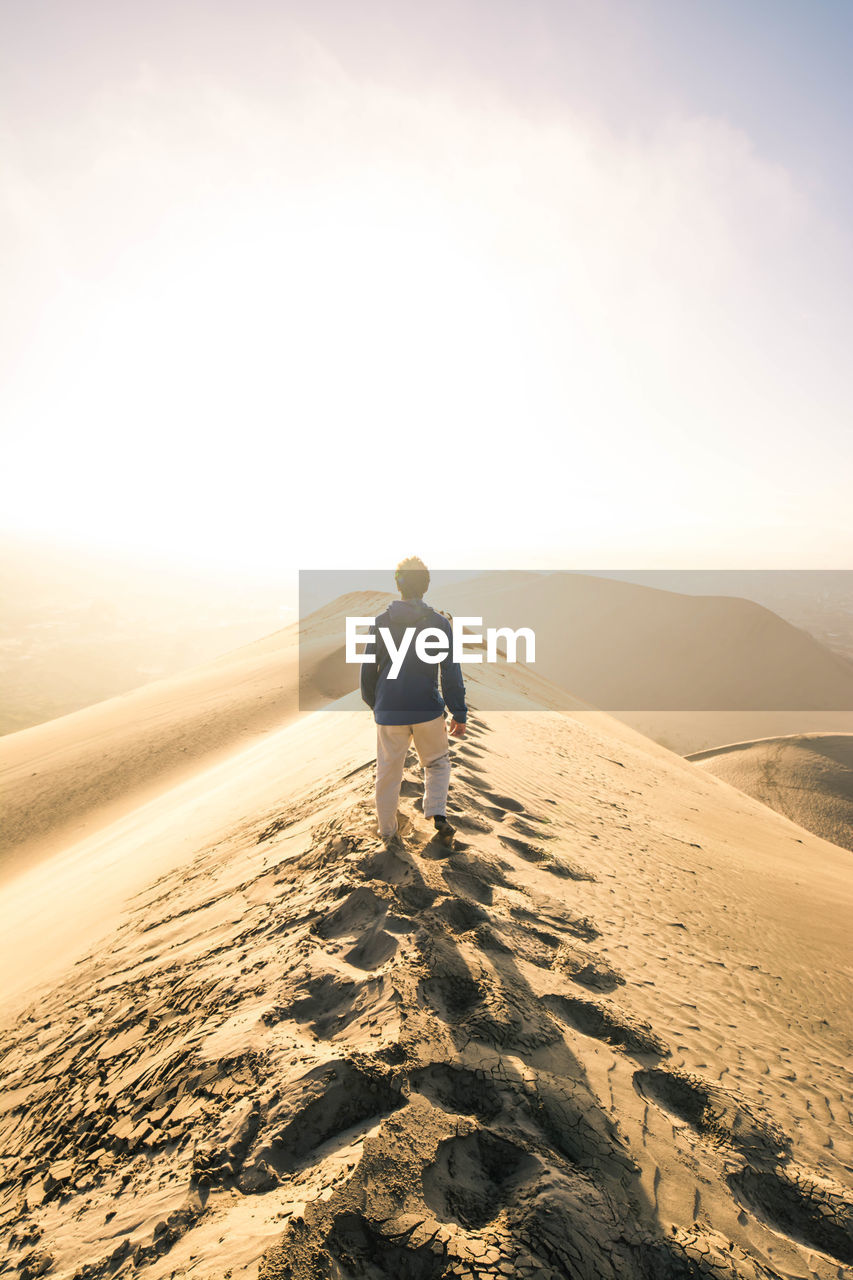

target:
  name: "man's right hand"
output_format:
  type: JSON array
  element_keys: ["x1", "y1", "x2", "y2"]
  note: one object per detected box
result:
[{"x1": 449, "y1": 718, "x2": 466, "y2": 739}]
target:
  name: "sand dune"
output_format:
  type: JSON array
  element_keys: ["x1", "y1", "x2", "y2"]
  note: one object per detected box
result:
[
  {"x1": 0, "y1": 590, "x2": 388, "y2": 881},
  {"x1": 689, "y1": 733, "x2": 853, "y2": 853},
  {"x1": 4, "y1": 574, "x2": 851, "y2": 883},
  {"x1": 0, "y1": 579, "x2": 673, "y2": 881},
  {"x1": 614, "y1": 709, "x2": 853, "y2": 757},
  {"x1": 1, "y1": 649, "x2": 851, "y2": 1279},
  {"x1": 0, "y1": 535, "x2": 294, "y2": 737}
]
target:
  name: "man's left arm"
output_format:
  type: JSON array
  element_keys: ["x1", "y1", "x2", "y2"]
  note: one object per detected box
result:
[{"x1": 439, "y1": 617, "x2": 467, "y2": 732}]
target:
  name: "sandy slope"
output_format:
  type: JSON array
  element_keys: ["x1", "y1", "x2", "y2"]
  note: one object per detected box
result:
[
  {"x1": 5, "y1": 573, "x2": 853, "y2": 880},
  {"x1": 0, "y1": 591, "x2": 389, "y2": 881},
  {"x1": 689, "y1": 734, "x2": 853, "y2": 854},
  {"x1": 1, "y1": 658, "x2": 851, "y2": 1280}
]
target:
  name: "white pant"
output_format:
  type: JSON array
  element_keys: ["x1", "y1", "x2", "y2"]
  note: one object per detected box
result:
[{"x1": 375, "y1": 715, "x2": 451, "y2": 839}]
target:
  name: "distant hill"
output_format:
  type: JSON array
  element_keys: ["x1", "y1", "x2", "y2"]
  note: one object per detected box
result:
[
  {"x1": 588, "y1": 570, "x2": 853, "y2": 665},
  {"x1": 433, "y1": 571, "x2": 853, "y2": 711},
  {"x1": 425, "y1": 572, "x2": 853, "y2": 753}
]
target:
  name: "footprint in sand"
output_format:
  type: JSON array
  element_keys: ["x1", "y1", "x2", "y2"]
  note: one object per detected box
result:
[
  {"x1": 418, "y1": 936, "x2": 561, "y2": 1055},
  {"x1": 320, "y1": 1210, "x2": 461, "y2": 1278},
  {"x1": 473, "y1": 920, "x2": 557, "y2": 971},
  {"x1": 503, "y1": 814, "x2": 555, "y2": 839},
  {"x1": 420, "y1": 970, "x2": 485, "y2": 1021},
  {"x1": 482, "y1": 791, "x2": 525, "y2": 814},
  {"x1": 240, "y1": 1058, "x2": 403, "y2": 1186},
  {"x1": 441, "y1": 852, "x2": 515, "y2": 906},
  {"x1": 509, "y1": 902, "x2": 600, "y2": 944},
  {"x1": 557, "y1": 950, "x2": 625, "y2": 994},
  {"x1": 727, "y1": 1164, "x2": 853, "y2": 1267},
  {"x1": 311, "y1": 886, "x2": 388, "y2": 940},
  {"x1": 633, "y1": 1067, "x2": 804, "y2": 1171},
  {"x1": 442, "y1": 808, "x2": 492, "y2": 835},
  {"x1": 453, "y1": 759, "x2": 488, "y2": 777},
  {"x1": 546, "y1": 994, "x2": 669, "y2": 1060},
  {"x1": 494, "y1": 834, "x2": 548, "y2": 865},
  {"x1": 344, "y1": 929, "x2": 398, "y2": 971},
  {"x1": 421, "y1": 1130, "x2": 536, "y2": 1231},
  {"x1": 498, "y1": 834, "x2": 595, "y2": 882},
  {"x1": 433, "y1": 896, "x2": 487, "y2": 932},
  {"x1": 279, "y1": 971, "x2": 398, "y2": 1041}
]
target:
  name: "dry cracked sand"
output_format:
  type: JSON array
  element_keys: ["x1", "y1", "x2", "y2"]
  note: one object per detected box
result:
[{"x1": 1, "y1": 689, "x2": 851, "y2": 1280}]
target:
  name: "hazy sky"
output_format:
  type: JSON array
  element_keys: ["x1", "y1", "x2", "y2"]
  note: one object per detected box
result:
[{"x1": 2, "y1": 0, "x2": 851, "y2": 572}]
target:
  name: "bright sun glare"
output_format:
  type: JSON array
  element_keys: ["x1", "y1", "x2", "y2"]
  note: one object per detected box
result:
[{"x1": 3, "y1": 56, "x2": 852, "y2": 570}]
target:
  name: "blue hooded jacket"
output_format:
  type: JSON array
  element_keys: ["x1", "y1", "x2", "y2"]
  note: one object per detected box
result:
[{"x1": 360, "y1": 598, "x2": 467, "y2": 727}]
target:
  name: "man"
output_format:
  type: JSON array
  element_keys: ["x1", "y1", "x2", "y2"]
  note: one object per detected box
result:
[{"x1": 361, "y1": 556, "x2": 467, "y2": 847}]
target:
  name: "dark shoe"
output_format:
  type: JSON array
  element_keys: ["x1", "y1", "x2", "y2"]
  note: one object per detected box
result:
[{"x1": 433, "y1": 818, "x2": 456, "y2": 848}]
